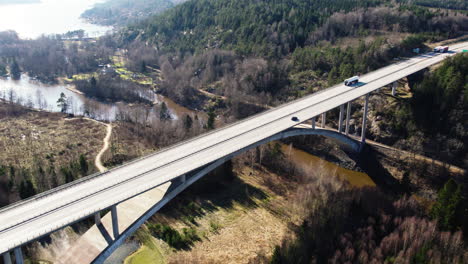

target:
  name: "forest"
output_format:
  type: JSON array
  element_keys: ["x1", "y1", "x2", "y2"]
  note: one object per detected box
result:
[
  {"x1": 121, "y1": 0, "x2": 467, "y2": 56},
  {"x1": 81, "y1": 0, "x2": 175, "y2": 26},
  {"x1": 0, "y1": 31, "x2": 114, "y2": 83}
]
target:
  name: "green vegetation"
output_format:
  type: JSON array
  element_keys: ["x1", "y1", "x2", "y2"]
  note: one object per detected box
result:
[
  {"x1": 125, "y1": 0, "x2": 466, "y2": 57},
  {"x1": 125, "y1": 245, "x2": 164, "y2": 264},
  {"x1": 378, "y1": 54, "x2": 468, "y2": 166},
  {"x1": 430, "y1": 179, "x2": 467, "y2": 233},
  {"x1": 82, "y1": 0, "x2": 175, "y2": 26},
  {"x1": 292, "y1": 37, "x2": 423, "y2": 85},
  {"x1": 147, "y1": 223, "x2": 199, "y2": 249},
  {"x1": 411, "y1": 54, "x2": 468, "y2": 132},
  {"x1": 129, "y1": 0, "x2": 384, "y2": 55}
]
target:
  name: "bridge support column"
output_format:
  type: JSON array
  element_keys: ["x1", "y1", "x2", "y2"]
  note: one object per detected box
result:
[
  {"x1": 345, "y1": 102, "x2": 351, "y2": 136},
  {"x1": 311, "y1": 117, "x2": 316, "y2": 129},
  {"x1": 95, "y1": 212, "x2": 102, "y2": 225},
  {"x1": 361, "y1": 94, "x2": 370, "y2": 143},
  {"x1": 392, "y1": 81, "x2": 397, "y2": 96},
  {"x1": 111, "y1": 205, "x2": 119, "y2": 240},
  {"x1": 2, "y1": 252, "x2": 12, "y2": 264},
  {"x1": 180, "y1": 174, "x2": 186, "y2": 183},
  {"x1": 338, "y1": 104, "x2": 345, "y2": 133},
  {"x1": 14, "y1": 248, "x2": 23, "y2": 264},
  {"x1": 321, "y1": 113, "x2": 326, "y2": 128}
]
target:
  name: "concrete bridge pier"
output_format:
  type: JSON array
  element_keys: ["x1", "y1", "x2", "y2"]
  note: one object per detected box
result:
[
  {"x1": 321, "y1": 112, "x2": 326, "y2": 128},
  {"x1": 2, "y1": 252, "x2": 12, "y2": 264},
  {"x1": 338, "y1": 104, "x2": 345, "y2": 133},
  {"x1": 180, "y1": 174, "x2": 186, "y2": 183},
  {"x1": 345, "y1": 102, "x2": 351, "y2": 136},
  {"x1": 311, "y1": 117, "x2": 316, "y2": 129},
  {"x1": 111, "y1": 205, "x2": 119, "y2": 239},
  {"x1": 94, "y1": 212, "x2": 102, "y2": 225},
  {"x1": 14, "y1": 248, "x2": 23, "y2": 264},
  {"x1": 361, "y1": 94, "x2": 370, "y2": 144},
  {"x1": 392, "y1": 81, "x2": 397, "y2": 96}
]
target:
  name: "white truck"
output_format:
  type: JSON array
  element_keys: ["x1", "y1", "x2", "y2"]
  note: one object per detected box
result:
[
  {"x1": 344, "y1": 76, "x2": 359, "y2": 86},
  {"x1": 434, "y1": 46, "x2": 449, "y2": 53}
]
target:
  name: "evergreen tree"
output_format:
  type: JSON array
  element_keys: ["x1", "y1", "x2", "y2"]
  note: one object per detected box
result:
[
  {"x1": 183, "y1": 114, "x2": 193, "y2": 131},
  {"x1": 57, "y1": 92, "x2": 68, "y2": 113},
  {"x1": 10, "y1": 59, "x2": 21, "y2": 80},
  {"x1": 61, "y1": 167, "x2": 74, "y2": 183},
  {"x1": 19, "y1": 179, "x2": 36, "y2": 199},
  {"x1": 206, "y1": 109, "x2": 216, "y2": 130},
  {"x1": 79, "y1": 154, "x2": 89, "y2": 175},
  {"x1": 90, "y1": 76, "x2": 97, "y2": 88},
  {"x1": 430, "y1": 179, "x2": 463, "y2": 231},
  {"x1": 159, "y1": 102, "x2": 171, "y2": 120},
  {"x1": 0, "y1": 64, "x2": 7, "y2": 76},
  {"x1": 140, "y1": 60, "x2": 147, "y2": 73}
]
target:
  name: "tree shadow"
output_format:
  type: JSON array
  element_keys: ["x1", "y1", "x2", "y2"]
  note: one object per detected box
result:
[
  {"x1": 157, "y1": 161, "x2": 268, "y2": 226},
  {"x1": 356, "y1": 145, "x2": 404, "y2": 194}
]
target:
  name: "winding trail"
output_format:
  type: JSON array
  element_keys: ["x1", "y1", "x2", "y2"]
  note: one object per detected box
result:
[
  {"x1": 62, "y1": 117, "x2": 113, "y2": 172},
  {"x1": 95, "y1": 122, "x2": 113, "y2": 173}
]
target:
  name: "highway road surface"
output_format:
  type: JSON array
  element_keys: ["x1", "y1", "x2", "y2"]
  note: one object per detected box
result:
[{"x1": 1, "y1": 41, "x2": 467, "y2": 254}]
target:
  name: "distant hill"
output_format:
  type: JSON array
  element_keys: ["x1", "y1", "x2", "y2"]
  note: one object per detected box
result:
[
  {"x1": 119, "y1": 0, "x2": 467, "y2": 56},
  {"x1": 81, "y1": 0, "x2": 176, "y2": 26},
  {"x1": 123, "y1": 0, "x2": 385, "y2": 54}
]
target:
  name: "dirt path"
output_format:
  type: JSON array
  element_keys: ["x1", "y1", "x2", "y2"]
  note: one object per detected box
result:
[
  {"x1": 95, "y1": 122, "x2": 112, "y2": 173},
  {"x1": 65, "y1": 117, "x2": 113, "y2": 172}
]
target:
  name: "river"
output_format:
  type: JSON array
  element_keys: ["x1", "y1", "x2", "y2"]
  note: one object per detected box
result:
[
  {"x1": 0, "y1": 75, "x2": 194, "y2": 121},
  {"x1": 0, "y1": 0, "x2": 111, "y2": 39}
]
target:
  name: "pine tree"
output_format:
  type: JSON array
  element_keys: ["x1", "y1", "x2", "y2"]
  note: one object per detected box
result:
[
  {"x1": 10, "y1": 59, "x2": 21, "y2": 80},
  {"x1": 79, "y1": 154, "x2": 89, "y2": 175},
  {"x1": 184, "y1": 114, "x2": 193, "y2": 131},
  {"x1": 57, "y1": 92, "x2": 68, "y2": 113},
  {"x1": 206, "y1": 109, "x2": 216, "y2": 130},
  {"x1": 430, "y1": 179, "x2": 463, "y2": 231},
  {"x1": 159, "y1": 102, "x2": 171, "y2": 121}
]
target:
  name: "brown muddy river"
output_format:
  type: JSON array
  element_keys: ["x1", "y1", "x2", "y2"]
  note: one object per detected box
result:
[{"x1": 281, "y1": 143, "x2": 375, "y2": 187}]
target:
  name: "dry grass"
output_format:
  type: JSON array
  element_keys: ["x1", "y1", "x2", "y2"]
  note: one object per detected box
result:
[
  {"x1": 0, "y1": 103, "x2": 105, "y2": 172},
  {"x1": 166, "y1": 167, "x2": 293, "y2": 264}
]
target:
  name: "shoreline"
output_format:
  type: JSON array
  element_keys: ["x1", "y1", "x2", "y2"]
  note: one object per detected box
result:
[{"x1": 65, "y1": 85, "x2": 85, "y2": 95}]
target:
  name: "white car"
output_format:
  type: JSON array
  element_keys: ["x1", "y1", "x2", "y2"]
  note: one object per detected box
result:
[{"x1": 344, "y1": 76, "x2": 359, "y2": 86}]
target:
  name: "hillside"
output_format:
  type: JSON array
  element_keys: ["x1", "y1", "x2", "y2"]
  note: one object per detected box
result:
[
  {"x1": 81, "y1": 0, "x2": 176, "y2": 26},
  {"x1": 120, "y1": 0, "x2": 467, "y2": 56}
]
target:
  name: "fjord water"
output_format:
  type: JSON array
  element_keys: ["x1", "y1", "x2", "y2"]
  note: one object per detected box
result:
[{"x1": 0, "y1": 0, "x2": 111, "y2": 38}]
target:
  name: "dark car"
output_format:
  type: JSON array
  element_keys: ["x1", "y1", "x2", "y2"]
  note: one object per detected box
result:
[{"x1": 291, "y1": 116, "x2": 299, "y2": 122}]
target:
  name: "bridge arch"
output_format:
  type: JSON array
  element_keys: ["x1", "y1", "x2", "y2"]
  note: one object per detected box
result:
[{"x1": 93, "y1": 127, "x2": 359, "y2": 263}]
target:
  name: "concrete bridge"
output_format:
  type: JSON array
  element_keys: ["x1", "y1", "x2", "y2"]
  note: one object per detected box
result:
[{"x1": 1, "y1": 41, "x2": 467, "y2": 264}]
